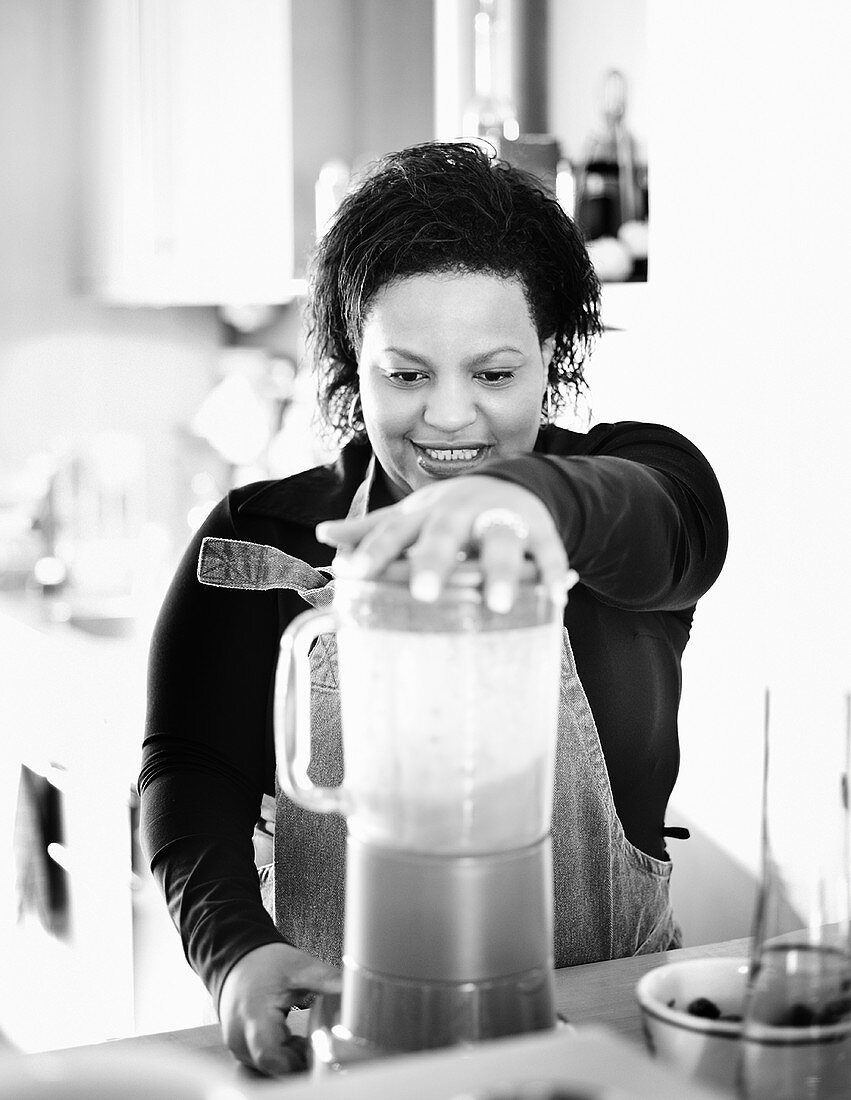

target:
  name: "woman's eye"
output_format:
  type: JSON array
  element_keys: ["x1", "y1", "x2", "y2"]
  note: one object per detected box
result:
[
  {"x1": 388, "y1": 370, "x2": 426, "y2": 385},
  {"x1": 477, "y1": 370, "x2": 514, "y2": 385}
]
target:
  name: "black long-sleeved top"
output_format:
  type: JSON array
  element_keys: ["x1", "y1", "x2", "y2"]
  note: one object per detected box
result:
[{"x1": 139, "y1": 421, "x2": 728, "y2": 1007}]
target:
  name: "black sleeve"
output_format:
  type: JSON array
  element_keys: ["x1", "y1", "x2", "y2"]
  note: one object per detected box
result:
[
  {"x1": 483, "y1": 422, "x2": 728, "y2": 612},
  {"x1": 138, "y1": 494, "x2": 285, "y2": 1010}
]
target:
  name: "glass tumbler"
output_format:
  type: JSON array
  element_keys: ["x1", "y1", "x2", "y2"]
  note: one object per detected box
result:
[{"x1": 738, "y1": 691, "x2": 851, "y2": 1100}]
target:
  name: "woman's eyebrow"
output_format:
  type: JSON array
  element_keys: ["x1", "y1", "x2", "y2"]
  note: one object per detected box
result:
[
  {"x1": 383, "y1": 345, "x2": 525, "y2": 367},
  {"x1": 382, "y1": 347, "x2": 431, "y2": 367}
]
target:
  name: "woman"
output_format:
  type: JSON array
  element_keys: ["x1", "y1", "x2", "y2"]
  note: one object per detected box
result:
[{"x1": 140, "y1": 141, "x2": 728, "y2": 1075}]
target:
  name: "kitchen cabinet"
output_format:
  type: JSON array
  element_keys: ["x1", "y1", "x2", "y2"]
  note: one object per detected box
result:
[{"x1": 82, "y1": 0, "x2": 299, "y2": 306}]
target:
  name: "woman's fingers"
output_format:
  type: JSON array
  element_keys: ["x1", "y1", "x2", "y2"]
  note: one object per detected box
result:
[
  {"x1": 242, "y1": 1010, "x2": 308, "y2": 1076},
  {"x1": 400, "y1": 502, "x2": 471, "y2": 597},
  {"x1": 473, "y1": 509, "x2": 575, "y2": 613},
  {"x1": 523, "y1": 519, "x2": 576, "y2": 609},
  {"x1": 315, "y1": 476, "x2": 577, "y2": 612},
  {"x1": 333, "y1": 513, "x2": 425, "y2": 580},
  {"x1": 317, "y1": 510, "x2": 425, "y2": 579},
  {"x1": 315, "y1": 514, "x2": 379, "y2": 550},
  {"x1": 477, "y1": 521, "x2": 527, "y2": 613},
  {"x1": 416, "y1": 480, "x2": 573, "y2": 611},
  {"x1": 218, "y1": 943, "x2": 341, "y2": 1078}
]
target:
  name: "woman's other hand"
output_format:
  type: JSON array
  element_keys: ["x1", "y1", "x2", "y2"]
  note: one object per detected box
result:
[
  {"x1": 218, "y1": 942, "x2": 341, "y2": 1076},
  {"x1": 316, "y1": 475, "x2": 577, "y2": 613}
]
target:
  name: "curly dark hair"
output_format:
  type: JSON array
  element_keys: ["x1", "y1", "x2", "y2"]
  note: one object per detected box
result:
[{"x1": 305, "y1": 141, "x2": 602, "y2": 444}]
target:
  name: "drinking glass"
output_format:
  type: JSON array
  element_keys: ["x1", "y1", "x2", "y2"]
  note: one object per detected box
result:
[{"x1": 738, "y1": 691, "x2": 851, "y2": 1099}]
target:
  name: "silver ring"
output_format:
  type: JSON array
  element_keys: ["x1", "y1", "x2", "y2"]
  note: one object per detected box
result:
[{"x1": 471, "y1": 507, "x2": 530, "y2": 542}]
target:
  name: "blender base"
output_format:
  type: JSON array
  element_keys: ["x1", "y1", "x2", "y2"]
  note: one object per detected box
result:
[
  {"x1": 309, "y1": 970, "x2": 558, "y2": 1073},
  {"x1": 310, "y1": 835, "x2": 558, "y2": 1069}
]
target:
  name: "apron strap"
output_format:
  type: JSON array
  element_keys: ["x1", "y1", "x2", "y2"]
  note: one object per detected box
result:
[
  {"x1": 196, "y1": 458, "x2": 375, "y2": 609},
  {"x1": 197, "y1": 536, "x2": 336, "y2": 609}
]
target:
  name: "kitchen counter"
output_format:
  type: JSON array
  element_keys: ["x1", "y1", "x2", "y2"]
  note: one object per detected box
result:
[
  {"x1": 101, "y1": 934, "x2": 750, "y2": 1058},
  {"x1": 39, "y1": 936, "x2": 750, "y2": 1097}
]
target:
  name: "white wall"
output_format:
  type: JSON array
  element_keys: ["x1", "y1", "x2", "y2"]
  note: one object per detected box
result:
[{"x1": 587, "y1": 1, "x2": 851, "y2": 944}]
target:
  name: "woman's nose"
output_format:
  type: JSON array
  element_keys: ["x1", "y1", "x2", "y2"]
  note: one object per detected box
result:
[{"x1": 422, "y1": 381, "x2": 477, "y2": 432}]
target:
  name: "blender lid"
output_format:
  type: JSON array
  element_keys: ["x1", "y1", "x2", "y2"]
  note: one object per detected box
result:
[{"x1": 377, "y1": 553, "x2": 539, "y2": 587}]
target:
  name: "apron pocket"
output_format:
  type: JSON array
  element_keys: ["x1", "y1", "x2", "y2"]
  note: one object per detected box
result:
[{"x1": 632, "y1": 905, "x2": 682, "y2": 956}]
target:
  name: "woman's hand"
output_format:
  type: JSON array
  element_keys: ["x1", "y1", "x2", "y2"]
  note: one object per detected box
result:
[
  {"x1": 316, "y1": 475, "x2": 577, "y2": 613},
  {"x1": 218, "y1": 942, "x2": 341, "y2": 1076}
]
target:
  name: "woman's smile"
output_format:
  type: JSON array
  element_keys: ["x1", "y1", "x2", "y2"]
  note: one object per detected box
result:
[
  {"x1": 411, "y1": 441, "x2": 492, "y2": 476},
  {"x1": 356, "y1": 272, "x2": 552, "y2": 500}
]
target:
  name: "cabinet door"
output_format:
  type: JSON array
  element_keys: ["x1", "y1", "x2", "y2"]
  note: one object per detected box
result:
[{"x1": 85, "y1": 0, "x2": 295, "y2": 305}]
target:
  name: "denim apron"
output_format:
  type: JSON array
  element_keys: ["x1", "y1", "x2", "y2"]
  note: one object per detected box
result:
[
  {"x1": 202, "y1": 470, "x2": 681, "y2": 969},
  {"x1": 264, "y1": 468, "x2": 680, "y2": 969}
]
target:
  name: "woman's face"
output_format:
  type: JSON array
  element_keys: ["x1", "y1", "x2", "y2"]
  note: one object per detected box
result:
[{"x1": 357, "y1": 272, "x2": 552, "y2": 500}]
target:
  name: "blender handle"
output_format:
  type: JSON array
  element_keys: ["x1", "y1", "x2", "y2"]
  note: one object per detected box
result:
[{"x1": 274, "y1": 606, "x2": 349, "y2": 816}]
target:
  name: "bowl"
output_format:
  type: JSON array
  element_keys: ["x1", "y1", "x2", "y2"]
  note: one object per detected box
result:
[{"x1": 635, "y1": 956, "x2": 749, "y2": 1093}]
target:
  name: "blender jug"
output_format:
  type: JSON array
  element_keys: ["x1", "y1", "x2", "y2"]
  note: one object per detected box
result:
[{"x1": 274, "y1": 558, "x2": 564, "y2": 1059}]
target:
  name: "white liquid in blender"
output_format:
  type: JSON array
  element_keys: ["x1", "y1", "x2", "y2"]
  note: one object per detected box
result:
[{"x1": 337, "y1": 622, "x2": 562, "y2": 853}]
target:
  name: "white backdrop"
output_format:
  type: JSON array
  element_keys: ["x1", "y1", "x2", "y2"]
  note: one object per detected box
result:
[{"x1": 584, "y1": 0, "x2": 851, "y2": 944}]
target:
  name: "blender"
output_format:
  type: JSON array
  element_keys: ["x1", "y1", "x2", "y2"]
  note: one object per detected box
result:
[{"x1": 274, "y1": 558, "x2": 564, "y2": 1065}]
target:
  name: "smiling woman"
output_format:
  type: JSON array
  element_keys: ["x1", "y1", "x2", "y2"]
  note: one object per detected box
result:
[
  {"x1": 308, "y1": 142, "x2": 599, "y2": 442},
  {"x1": 306, "y1": 142, "x2": 601, "y2": 610},
  {"x1": 356, "y1": 274, "x2": 549, "y2": 498},
  {"x1": 138, "y1": 141, "x2": 728, "y2": 1076}
]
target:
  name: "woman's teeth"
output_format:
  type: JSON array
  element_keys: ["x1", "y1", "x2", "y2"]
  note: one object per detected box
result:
[{"x1": 423, "y1": 447, "x2": 482, "y2": 462}]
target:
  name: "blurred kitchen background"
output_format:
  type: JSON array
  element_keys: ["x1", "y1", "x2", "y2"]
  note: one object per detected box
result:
[{"x1": 1, "y1": 0, "x2": 849, "y2": 1055}]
